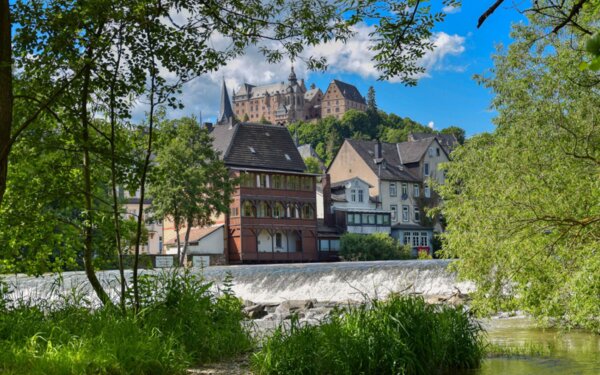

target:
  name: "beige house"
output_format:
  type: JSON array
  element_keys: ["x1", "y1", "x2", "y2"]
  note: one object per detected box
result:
[
  {"x1": 121, "y1": 189, "x2": 163, "y2": 254},
  {"x1": 327, "y1": 136, "x2": 452, "y2": 254}
]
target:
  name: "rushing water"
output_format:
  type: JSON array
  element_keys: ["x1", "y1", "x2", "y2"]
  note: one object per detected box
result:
[
  {"x1": 2, "y1": 261, "x2": 599, "y2": 374},
  {"x1": 472, "y1": 318, "x2": 600, "y2": 375}
]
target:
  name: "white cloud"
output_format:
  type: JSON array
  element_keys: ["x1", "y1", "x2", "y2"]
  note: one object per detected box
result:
[
  {"x1": 132, "y1": 23, "x2": 466, "y2": 121},
  {"x1": 428, "y1": 121, "x2": 435, "y2": 130},
  {"x1": 442, "y1": 5, "x2": 461, "y2": 14}
]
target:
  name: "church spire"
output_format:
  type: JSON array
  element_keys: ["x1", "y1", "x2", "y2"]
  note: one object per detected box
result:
[
  {"x1": 217, "y1": 79, "x2": 234, "y2": 125},
  {"x1": 288, "y1": 65, "x2": 297, "y2": 84}
]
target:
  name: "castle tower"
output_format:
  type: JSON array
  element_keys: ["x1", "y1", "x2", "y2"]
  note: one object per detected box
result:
[{"x1": 217, "y1": 79, "x2": 234, "y2": 125}]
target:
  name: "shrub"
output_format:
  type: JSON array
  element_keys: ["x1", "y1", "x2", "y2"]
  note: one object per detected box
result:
[
  {"x1": 0, "y1": 271, "x2": 253, "y2": 374},
  {"x1": 340, "y1": 232, "x2": 412, "y2": 261},
  {"x1": 251, "y1": 295, "x2": 485, "y2": 375}
]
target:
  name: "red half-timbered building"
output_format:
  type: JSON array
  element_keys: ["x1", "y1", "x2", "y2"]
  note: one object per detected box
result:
[{"x1": 211, "y1": 122, "x2": 319, "y2": 263}]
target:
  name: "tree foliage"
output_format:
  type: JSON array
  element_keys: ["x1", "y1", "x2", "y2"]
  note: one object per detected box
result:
[
  {"x1": 440, "y1": 10, "x2": 600, "y2": 331},
  {"x1": 149, "y1": 117, "x2": 235, "y2": 265},
  {"x1": 289, "y1": 110, "x2": 460, "y2": 165},
  {"x1": 340, "y1": 233, "x2": 411, "y2": 261}
]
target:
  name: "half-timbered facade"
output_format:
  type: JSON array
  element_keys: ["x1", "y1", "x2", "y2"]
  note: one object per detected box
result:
[{"x1": 211, "y1": 122, "x2": 319, "y2": 263}]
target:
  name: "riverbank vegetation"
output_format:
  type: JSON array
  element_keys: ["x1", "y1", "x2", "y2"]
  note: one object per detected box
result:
[
  {"x1": 251, "y1": 295, "x2": 485, "y2": 375},
  {"x1": 0, "y1": 271, "x2": 253, "y2": 375},
  {"x1": 339, "y1": 232, "x2": 413, "y2": 261},
  {"x1": 439, "y1": 2, "x2": 600, "y2": 333}
]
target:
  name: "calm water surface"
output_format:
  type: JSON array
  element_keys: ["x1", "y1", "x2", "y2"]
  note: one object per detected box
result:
[{"x1": 470, "y1": 318, "x2": 600, "y2": 375}]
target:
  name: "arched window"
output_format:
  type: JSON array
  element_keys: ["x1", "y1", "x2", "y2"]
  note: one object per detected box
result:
[
  {"x1": 257, "y1": 202, "x2": 271, "y2": 218},
  {"x1": 242, "y1": 201, "x2": 255, "y2": 217},
  {"x1": 272, "y1": 202, "x2": 285, "y2": 218},
  {"x1": 287, "y1": 203, "x2": 300, "y2": 219},
  {"x1": 302, "y1": 205, "x2": 314, "y2": 219}
]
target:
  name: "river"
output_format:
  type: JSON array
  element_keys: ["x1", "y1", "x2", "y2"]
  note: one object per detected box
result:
[{"x1": 472, "y1": 317, "x2": 600, "y2": 375}]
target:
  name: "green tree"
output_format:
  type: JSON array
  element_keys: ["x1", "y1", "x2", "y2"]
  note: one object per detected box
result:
[
  {"x1": 366, "y1": 86, "x2": 377, "y2": 112},
  {"x1": 340, "y1": 233, "x2": 411, "y2": 261},
  {"x1": 440, "y1": 12, "x2": 600, "y2": 331},
  {"x1": 304, "y1": 157, "x2": 322, "y2": 174},
  {"x1": 150, "y1": 117, "x2": 235, "y2": 266},
  {"x1": 440, "y1": 126, "x2": 465, "y2": 145}
]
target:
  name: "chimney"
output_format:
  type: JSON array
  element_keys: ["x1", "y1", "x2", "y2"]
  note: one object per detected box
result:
[
  {"x1": 322, "y1": 174, "x2": 335, "y2": 227},
  {"x1": 375, "y1": 139, "x2": 382, "y2": 159}
]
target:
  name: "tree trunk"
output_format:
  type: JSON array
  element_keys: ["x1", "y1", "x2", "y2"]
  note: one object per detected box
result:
[
  {"x1": 109, "y1": 26, "x2": 126, "y2": 313},
  {"x1": 81, "y1": 55, "x2": 112, "y2": 307},
  {"x1": 181, "y1": 219, "x2": 192, "y2": 267},
  {"x1": 132, "y1": 67, "x2": 156, "y2": 312},
  {"x1": 175, "y1": 219, "x2": 181, "y2": 266},
  {"x1": 0, "y1": 0, "x2": 13, "y2": 206}
]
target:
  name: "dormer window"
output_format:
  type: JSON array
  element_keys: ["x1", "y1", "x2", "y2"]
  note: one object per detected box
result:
[
  {"x1": 351, "y1": 189, "x2": 356, "y2": 202},
  {"x1": 284, "y1": 154, "x2": 291, "y2": 161},
  {"x1": 358, "y1": 190, "x2": 364, "y2": 203},
  {"x1": 249, "y1": 146, "x2": 256, "y2": 154},
  {"x1": 436, "y1": 148, "x2": 441, "y2": 157},
  {"x1": 428, "y1": 147, "x2": 434, "y2": 157}
]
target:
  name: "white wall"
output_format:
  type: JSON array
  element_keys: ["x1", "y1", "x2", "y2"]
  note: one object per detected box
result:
[{"x1": 188, "y1": 227, "x2": 224, "y2": 255}]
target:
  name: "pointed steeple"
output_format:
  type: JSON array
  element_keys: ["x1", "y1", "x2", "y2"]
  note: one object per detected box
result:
[
  {"x1": 288, "y1": 65, "x2": 297, "y2": 84},
  {"x1": 217, "y1": 79, "x2": 234, "y2": 125}
]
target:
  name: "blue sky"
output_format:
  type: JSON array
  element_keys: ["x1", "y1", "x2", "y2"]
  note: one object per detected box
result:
[
  {"x1": 164, "y1": 3, "x2": 527, "y2": 137},
  {"x1": 297, "y1": 4, "x2": 525, "y2": 137}
]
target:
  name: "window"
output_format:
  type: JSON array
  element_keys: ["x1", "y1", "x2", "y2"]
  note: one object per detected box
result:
[
  {"x1": 242, "y1": 201, "x2": 255, "y2": 217},
  {"x1": 351, "y1": 189, "x2": 356, "y2": 202},
  {"x1": 401, "y1": 183, "x2": 408, "y2": 197},
  {"x1": 230, "y1": 207, "x2": 239, "y2": 217},
  {"x1": 320, "y1": 239, "x2": 330, "y2": 251},
  {"x1": 389, "y1": 183, "x2": 397, "y2": 197},
  {"x1": 258, "y1": 174, "x2": 269, "y2": 188},
  {"x1": 402, "y1": 205, "x2": 409, "y2": 222},
  {"x1": 425, "y1": 184, "x2": 431, "y2": 198},
  {"x1": 272, "y1": 175, "x2": 285, "y2": 189},
  {"x1": 420, "y1": 232, "x2": 428, "y2": 247},
  {"x1": 330, "y1": 240, "x2": 340, "y2": 251},
  {"x1": 285, "y1": 154, "x2": 291, "y2": 161},
  {"x1": 358, "y1": 190, "x2": 364, "y2": 203},
  {"x1": 249, "y1": 146, "x2": 256, "y2": 153},
  {"x1": 412, "y1": 232, "x2": 419, "y2": 247},
  {"x1": 275, "y1": 233, "x2": 283, "y2": 248},
  {"x1": 241, "y1": 173, "x2": 255, "y2": 188},
  {"x1": 382, "y1": 214, "x2": 390, "y2": 225},
  {"x1": 287, "y1": 175, "x2": 300, "y2": 190},
  {"x1": 272, "y1": 203, "x2": 284, "y2": 218},
  {"x1": 390, "y1": 205, "x2": 397, "y2": 222},
  {"x1": 376, "y1": 214, "x2": 383, "y2": 225},
  {"x1": 347, "y1": 213, "x2": 355, "y2": 225},
  {"x1": 428, "y1": 147, "x2": 434, "y2": 157},
  {"x1": 414, "y1": 207, "x2": 420, "y2": 222},
  {"x1": 257, "y1": 202, "x2": 270, "y2": 217},
  {"x1": 436, "y1": 148, "x2": 440, "y2": 157},
  {"x1": 302, "y1": 205, "x2": 314, "y2": 219},
  {"x1": 413, "y1": 184, "x2": 420, "y2": 197},
  {"x1": 424, "y1": 163, "x2": 429, "y2": 176},
  {"x1": 403, "y1": 232, "x2": 410, "y2": 245},
  {"x1": 288, "y1": 204, "x2": 300, "y2": 219},
  {"x1": 301, "y1": 177, "x2": 312, "y2": 191}
]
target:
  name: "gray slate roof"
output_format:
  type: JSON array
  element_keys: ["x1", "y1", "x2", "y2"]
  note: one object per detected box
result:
[
  {"x1": 397, "y1": 138, "x2": 435, "y2": 164},
  {"x1": 330, "y1": 80, "x2": 365, "y2": 103},
  {"x1": 344, "y1": 139, "x2": 420, "y2": 182},
  {"x1": 409, "y1": 132, "x2": 457, "y2": 155},
  {"x1": 211, "y1": 122, "x2": 306, "y2": 172}
]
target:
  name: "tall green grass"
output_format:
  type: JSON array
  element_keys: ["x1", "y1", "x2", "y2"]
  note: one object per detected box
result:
[
  {"x1": 252, "y1": 295, "x2": 485, "y2": 375},
  {"x1": 0, "y1": 271, "x2": 253, "y2": 375}
]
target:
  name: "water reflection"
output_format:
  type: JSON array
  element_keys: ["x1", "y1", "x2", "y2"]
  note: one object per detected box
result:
[{"x1": 470, "y1": 318, "x2": 600, "y2": 375}]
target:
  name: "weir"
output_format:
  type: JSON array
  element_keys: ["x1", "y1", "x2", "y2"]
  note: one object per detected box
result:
[{"x1": 1, "y1": 260, "x2": 474, "y2": 305}]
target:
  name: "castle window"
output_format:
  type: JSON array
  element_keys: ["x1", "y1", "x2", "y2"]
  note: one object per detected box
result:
[{"x1": 242, "y1": 201, "x2": 255, "y2": 217}]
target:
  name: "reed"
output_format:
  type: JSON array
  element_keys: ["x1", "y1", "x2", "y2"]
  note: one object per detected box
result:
[{"x1": 252, "y1": 295, "x2": 485, "y2": 375}]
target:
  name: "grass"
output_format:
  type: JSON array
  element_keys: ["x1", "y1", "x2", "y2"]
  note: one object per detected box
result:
[
  {"x1": 0, "y1": 270, "x2": 253, "y2": 375},
  {"x1": 251, "y1": 295, "x2": 485, "y2": 375},
  {"x1": 486, "y1": 342, "x2": 554, "y2": 358}
]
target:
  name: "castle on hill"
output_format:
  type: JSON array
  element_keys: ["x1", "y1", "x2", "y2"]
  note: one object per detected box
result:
[{"x1": 217, "y1": 67, "x2": 367, "y2": 126}]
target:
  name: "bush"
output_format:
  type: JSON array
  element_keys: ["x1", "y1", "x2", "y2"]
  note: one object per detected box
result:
[
  {"x1": 251, "y1": 295, "x2": 485, "y2": 375},
  {"x1": 340, "y1": 232, "x2": 412, "y2": 261},
  {"x1": 0, "y1": 271, "x2": 253, "y2": 375}
]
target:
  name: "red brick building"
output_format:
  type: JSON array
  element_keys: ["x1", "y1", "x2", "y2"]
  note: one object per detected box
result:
[{"x1": 211, "y1": 122, "x2": 319, "y2": 263}]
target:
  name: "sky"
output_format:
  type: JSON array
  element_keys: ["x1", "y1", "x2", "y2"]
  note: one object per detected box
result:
[{"x1": 148, "y1": 3, "x2": 527, "y2": 137}]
